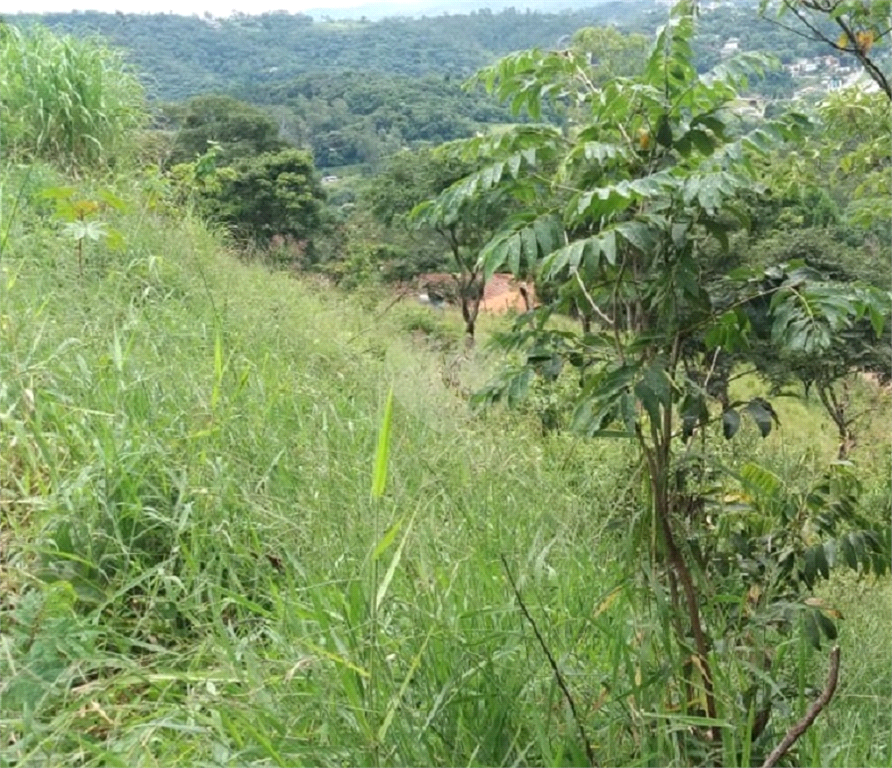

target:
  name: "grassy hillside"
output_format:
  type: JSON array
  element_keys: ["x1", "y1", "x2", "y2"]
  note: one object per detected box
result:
[
  {"x1": 2, "y1": 163, "x2": 890, "y2": 767},
  {"x1": 0, "y1": 165, "x2": 627, "y2": 765}
]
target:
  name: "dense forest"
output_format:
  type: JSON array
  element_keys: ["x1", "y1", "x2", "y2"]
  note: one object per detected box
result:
[
  {"x1": 7, "y1": 2, "x2": 883, "y2": 170},
  {"x1": 7, "y1": 3, "x2": 656, "y2": 99}
]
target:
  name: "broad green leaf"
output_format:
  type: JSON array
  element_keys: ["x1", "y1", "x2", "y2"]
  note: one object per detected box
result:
[
  {"x1": 744, "y1": 399, "x2": 775, "y2": 438},
  {"x1": 506, "y1": 232, "x2": 522, "y2": 275},
  {"x1": 815, "y1": 610, "x2": 838, "y2": 642},
  {"x1": 839, "y1": 534, "x2": 859, "y2": 570},
  {"x1": 802, "y1": 609, "x2": 822, "y2": 649},
  {"x1": 656, "y1": 114, "x2": 673, "y2": 148},
  {"x1": 519, "y1": 223, "x2": 538, "y2": 272},
  {"x1": 506, "y1": 368, "x2": 533, "y2": 407},
  {"x1": 722, "y1": 409, "x2": 741, "y2": 439},
  {"x1": 616, "y1": 219, "x2": 656, "y2": 253},
  {"x1": 869, "y1": 303, "x2": 886, "y2": 337},
  {"x1": 371, "y1": 388, "x2": 394, "y2": 499},
  {"x1": 533, "y1": 214, "x2": 562, "y2": 256},
  {"x1": 600, "y1": 230, "x2": 618, "y2": 266}
]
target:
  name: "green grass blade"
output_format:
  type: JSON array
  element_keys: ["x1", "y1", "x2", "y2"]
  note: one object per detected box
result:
[{"x1": 371, "y1": 387, "x2": 394, "y2": 499}]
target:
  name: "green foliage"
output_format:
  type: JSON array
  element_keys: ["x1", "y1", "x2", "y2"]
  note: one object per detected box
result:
[
  {"x1": 160, "y1": 93, "x2": 288, "y2": 167},
  {"x1": 183, "y1": 148, "x2": 327, "y2": 254},
  {"x1": 406, "y1": 144, "x2": 519, "y2": 339},
  {"x1": 250, "y1": 70, "x2": 523, "y2": 169},
  {"x1": 759, "y1": 0, "x2": 891, "y2": 99},
  {"x1": 0, "y1": 23, "x2": 146, "y2": 171},
  {"x1": 6, "y1": 5, "x2": 843, "y2": 176},
  {"x1": 571, "y1": 26, "x2": 651, "y2": 81},
  {"x1": 7, "y1": 6, "x2": 658, "y2": 101},
  {"x1": 423, "y1": 2, "x2": 889, "y2": 760},
  {"x1": 2, "y1": 4, "x2": 891, "y2": 765},
  {"x1": 792, "y1": 89, "x2": 888, "y2": 230},
  {"x1": 38, "y1": 185, "x2": 127, "y2": 274},
  {"x1": 1, "y1": 139, "x2": 890, "y2": 768}
]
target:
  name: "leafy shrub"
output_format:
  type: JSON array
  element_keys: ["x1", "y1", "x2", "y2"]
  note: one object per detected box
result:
[{"x1": 177, "y1": 148, "x2": 327, "y2": 255}]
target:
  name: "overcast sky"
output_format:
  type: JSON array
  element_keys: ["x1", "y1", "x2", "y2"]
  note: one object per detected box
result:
[{"x1": 3, "y1": 0, "x2": 401, "y2": 16}]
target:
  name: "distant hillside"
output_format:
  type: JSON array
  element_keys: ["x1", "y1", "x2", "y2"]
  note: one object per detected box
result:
[
  {"x1": 5, "y1": 4, "x2": 656, "y2": 101},
  {"x1": 302, "y1": 0, "x2": 630, "y2": 20},
  {"x1": 3, "y1": 2, "x2": 841, "y2": 170}
]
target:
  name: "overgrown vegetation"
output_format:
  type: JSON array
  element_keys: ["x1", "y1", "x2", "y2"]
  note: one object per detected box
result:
[
  {"x1": 1, "y1": 7, "x2": 890, "y2": 767},
  {"x1": 0, "y1": 23, "x2": 145, "y2": 171}
]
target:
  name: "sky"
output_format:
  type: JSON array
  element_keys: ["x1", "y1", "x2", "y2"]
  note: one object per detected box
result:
[
  {"x1": 4, "y1": 0, "x2": 408, "y2": 16},
  {"x1": 2, "y1": 0, "x2": 518, "y2": 17}
]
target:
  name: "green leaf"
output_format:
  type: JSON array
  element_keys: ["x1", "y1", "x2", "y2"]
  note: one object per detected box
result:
[
  {"x1": 507, "y1": 368, "x2": 533, "y2": 407},
  {"x1": 634, "y1": 380, "x2": 661, "y2": 427},
  {"x1": 375, "y1": 506, "x2": 420, "y2": 614},
  {"x1": 104, "y1": 227, "x2": 126, "y2": 251},
  {"x1": 519, "y1": 224, "x2": 538, "y2": 273},
  {"x1": 599, "y1": 230, "x2": 617, "y2": 266},
  {"x1": 372, "y1": 520, "x2": 402, "y2": 561},
  {"x1": 543, "y1": 238, "x2": 590, "y2": 279},
  {"x1": 802, "y1": 609, "x2": 822, "y2": 649},
  {"x1": 656, "y1": 114, "x2": 673, "y2": 148},
  {"x1": 689, "y1": 128, "x2": 716, "y2": 156},
  {"x1": 815, "y1": 610, "x2": 838, "y2": 641},
  {"x1": 744, "y1": 399, "x2": 775, "y2": 438},
  {"x1": 98, "y1": 189, "x2": 128, "y2": 211},
  {"x1": 722, "y1": 409, "x2": 741, "y2": 439},
  {"x1": 533, "y1": 214, "x2": 562, "y2": 256},
  {"x1": 868, "y1": 304, "x2": 886, "y2": 338},
  {"x1": 680, "y1": 393, "x2": 708, "y2": 440},
  {"x1": 506, "y1": 232, "x2": 522, "y2": 276},
  {"x1": 371, "y1": 388, "x2": 394, "y2": 499},
  {"x1": 616, "y1": 219, "x2": 656, "y2": 253},
  {"x1": 839, "y1": 534, "x2": 859, "y2": 570}
]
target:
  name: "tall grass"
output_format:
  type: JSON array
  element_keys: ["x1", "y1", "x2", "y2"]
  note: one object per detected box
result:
[
  {"x1": 0, "y1": 23, "x2": 146, "y2": 171},
  {"x1": 1, "y1": 167, "x2": 889, "y2": 766}
]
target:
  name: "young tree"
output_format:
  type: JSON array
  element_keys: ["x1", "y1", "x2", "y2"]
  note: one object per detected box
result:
[
  {"x1": 743, "y1": 86, "x2": 891, "y2": 457},
  {"x1": 371, "y1": 145, "x2": 512, "y2": 341},
  {"x1": 420, "y1": 2, "x2": 889, "y2": 760}
]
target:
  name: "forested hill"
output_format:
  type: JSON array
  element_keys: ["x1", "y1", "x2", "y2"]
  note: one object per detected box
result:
[
  {"x1": 6, "y1": 3, "x2": 655, "y2": 102},
  {"x1": 5, "y1": 2, "x2": 849, "y2": 169}
]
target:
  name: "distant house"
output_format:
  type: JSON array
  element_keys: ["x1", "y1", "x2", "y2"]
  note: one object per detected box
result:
[
  {"x1": 412, "y1": 272, "x2": 536, "y2": 314},
  {"x1": 720, "y1": 38, "x2": 740, "y2": 57},
  {"x1": 322, "y1": 175, "x2": 339, "y2": 184}
]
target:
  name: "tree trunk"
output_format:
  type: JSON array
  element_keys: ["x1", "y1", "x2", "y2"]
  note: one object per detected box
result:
[{"x1": 462, "y1": 296, "x2": 478, "y2": 346}]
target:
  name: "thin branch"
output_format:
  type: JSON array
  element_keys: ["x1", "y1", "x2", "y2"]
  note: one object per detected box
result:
[
  {"x1": 500, "y1": 555, "x2": 598, "y2": 767},
  {"x1": 635, "y1": 426, "x2": 719, "y2": 740},
  {"x1": 772, "y1": 0, "x2": 892, "y2": 99},
  {"x1": 702, "y1": 346, "x2": 722, "y2": 394},
  {"x1": 573, "y1": 60, "x2": 600, "y2": 99},
  {"x1": 573, "y1": 268, "x2": 615, "y2": 326},
  {"x1": 762, "y1": 645, "x2": 841, "y2": 768},
  {"x1": 833, "y1": 15, "x2": 892, "y2": 99},
  {"x1": 783, "y1": 0, "x2": 848, "y2": 48}
]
